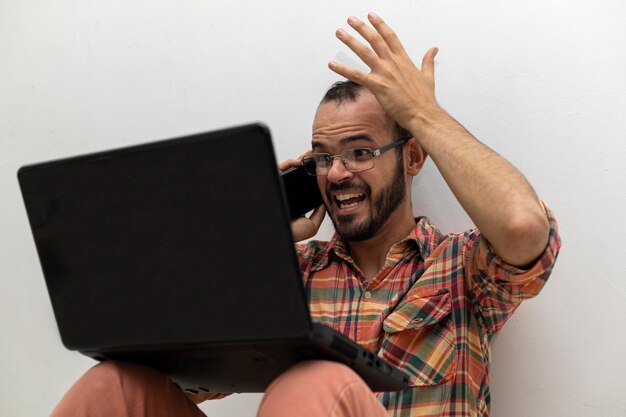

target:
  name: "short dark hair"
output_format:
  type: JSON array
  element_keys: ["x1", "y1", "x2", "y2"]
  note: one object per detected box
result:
[{"x1": 321, "y1": 80, "x2": 411, "y2": 143}]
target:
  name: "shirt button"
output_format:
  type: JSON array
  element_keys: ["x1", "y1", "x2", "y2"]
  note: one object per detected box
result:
[{"x1": 364, "y1": 291, "x2": 372, "y2": 300}]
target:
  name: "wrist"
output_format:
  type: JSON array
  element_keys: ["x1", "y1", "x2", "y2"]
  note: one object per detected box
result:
[{"x1": 405, "y1": 104, "x2": 449, "y2": 139}]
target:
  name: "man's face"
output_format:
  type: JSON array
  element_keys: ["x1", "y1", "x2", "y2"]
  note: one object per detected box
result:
[{"x1": 311, "y1": 91, "x2": 407, "y2": 242}]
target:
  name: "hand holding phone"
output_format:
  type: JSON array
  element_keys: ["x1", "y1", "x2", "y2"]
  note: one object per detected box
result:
[
  {"x1": 280, "y1": 166, "x2": 324, "y2": 219},
  {"x1": 279, "y1": 160, "x2": 326, "y2": 242}
]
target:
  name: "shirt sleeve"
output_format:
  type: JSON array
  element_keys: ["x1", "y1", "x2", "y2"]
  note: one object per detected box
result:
[
  {"x1": 463, "y1": 202, "x2": 561, "y2": 335},
  {"x1": 295, "y1": 241, "x2": 321, "y2": 285}
]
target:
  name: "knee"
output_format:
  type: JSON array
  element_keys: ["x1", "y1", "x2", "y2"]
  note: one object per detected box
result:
[
  {"x1": 80, "y1": 360, "x2": 163, "y2": 393},
  {"x1": 52, "y1": 361, "x2": 196, "y2": 417},
  {"x1": 84, "y1": 360, "x2": 133, "y2": 381},
  {"x1": 81, "y1": 360, "x2": 124, "y2": 386},
  {"x1": 273, "y1": 360, "x2": 360, "y2": 390},
  {"x1": 88, "y1": 360, "x2": 129, "y2": 376},
  {"x1": 264, "y1": 360, "x2": 365, "y2": 401},
  {"x1": 50, "y1": 361, "x2": 147, "y2": 417},
  {"x1": 258, "y1": 361, "x2": 371, "y2": 417}
]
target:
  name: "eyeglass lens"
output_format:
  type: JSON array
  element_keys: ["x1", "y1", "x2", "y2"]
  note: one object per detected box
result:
[{"x1": 304, "y1": 148, "x2": 375, "y2": 175}]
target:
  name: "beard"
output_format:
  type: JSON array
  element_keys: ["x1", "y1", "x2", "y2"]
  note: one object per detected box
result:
[{"x1": 326, "y1": 157, "x2": 406, "y2": 242}]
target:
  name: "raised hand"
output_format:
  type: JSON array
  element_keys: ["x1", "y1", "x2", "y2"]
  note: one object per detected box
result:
[
  {"x1": 329, "y1": 13, "x2": 551, "y2": 267},
  {"x1": 329, "y1": 13, "x2": 441, "y2": 132}
]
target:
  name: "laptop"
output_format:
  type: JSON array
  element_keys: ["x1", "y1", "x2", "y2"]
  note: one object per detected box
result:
[{"x1": 17, "y1": 123, "x2": 411, "y2": 394}]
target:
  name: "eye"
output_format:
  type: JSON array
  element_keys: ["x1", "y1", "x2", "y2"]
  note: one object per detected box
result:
[
  {"x1": 350, "y1": 148, "x2": 373, "y2": 160},
  {"x1": 312, "y1": 154, "x2": 331, "y2": 165}
]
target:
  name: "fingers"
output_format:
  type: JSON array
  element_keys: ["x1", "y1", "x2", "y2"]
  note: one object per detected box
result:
[
  {"x1": 278, "y1": 157, "x2": 303, "y2": 172},
  {"x1": 328, "y1": 59, "x2": 368, "y2": 84},
  {"x1": 346, "y1": 16, "x2": 389, "y2": 59},
  {"x1": 336, "y1": 14, "x2": 407, "y2": 62},
  {"x1": 330, "y1": 13, "x2": 440, "y2": 84},
  {"x1": 279, "y1": 150, "x2": 314, "y2": 172},
  {"x1": 335, "y1": 27, "x2": 380, "y2": 69},
  {"x1": 366, "y1": 12, "x2": 406, "y2": 55},
  {"x1": 329, "y1": 13, "x2": 409, "y2": 81}
]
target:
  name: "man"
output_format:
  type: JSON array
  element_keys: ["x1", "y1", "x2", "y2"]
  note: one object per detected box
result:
[{"x1": 51, "y1": 13, "x2": 560, "y2": 417}]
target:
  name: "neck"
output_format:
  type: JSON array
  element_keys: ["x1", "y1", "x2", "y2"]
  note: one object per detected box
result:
[{"x1": 346, "y1": 204, "x2": 415, "y2": 280}]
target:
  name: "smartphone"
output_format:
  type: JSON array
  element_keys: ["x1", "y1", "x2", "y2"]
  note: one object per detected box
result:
[{"x1": 280, "y1": 166, "x2": 324, "y2": 219}]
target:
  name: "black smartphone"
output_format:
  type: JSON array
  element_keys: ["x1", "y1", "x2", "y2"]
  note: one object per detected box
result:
[{"x1": 280, "y1": 166, "x2": 324, "y2": 219}]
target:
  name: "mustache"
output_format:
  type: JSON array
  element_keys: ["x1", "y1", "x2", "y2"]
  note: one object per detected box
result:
[{"x1": 326, "y1": 181, "x2": 371, "y2": 199}]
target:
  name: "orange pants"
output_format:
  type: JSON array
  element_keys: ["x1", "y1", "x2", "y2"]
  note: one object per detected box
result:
[{"x1": 50, "y1": 360, "x2": 389, "y2": 417}]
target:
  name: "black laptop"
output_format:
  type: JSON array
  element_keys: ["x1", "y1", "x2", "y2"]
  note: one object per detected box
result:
[{"x1": 17, "y1": 123, "x2": 410, "y2": 394}]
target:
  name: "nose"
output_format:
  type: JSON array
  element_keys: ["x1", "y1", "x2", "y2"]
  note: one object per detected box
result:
[{"x1": 325, "y1": 157, "x2": 353, "y2": 183}]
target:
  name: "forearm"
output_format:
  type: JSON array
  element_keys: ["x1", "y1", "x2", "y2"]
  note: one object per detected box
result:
[
  {"x1": 327, "y1": 13, "x2": 550, "y2": 265},
  {"x1": 408, "y1": 107, "x2": 550, "y2": 267}
]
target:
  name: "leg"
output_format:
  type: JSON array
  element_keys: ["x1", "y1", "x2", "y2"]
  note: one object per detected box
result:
[
  {"x1": 50, "y1": 361, "x2": 206, "y2": 417},
  {"x1": 257, "y1": 361, "x2": 388, "y2": 417}
]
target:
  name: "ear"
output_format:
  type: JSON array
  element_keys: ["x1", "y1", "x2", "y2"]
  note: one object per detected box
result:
[{"x1": 405, "y1": 138, "x2": 428, "y2": 176}]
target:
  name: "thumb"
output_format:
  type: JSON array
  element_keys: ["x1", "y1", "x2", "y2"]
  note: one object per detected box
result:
[
  {"x1": 290, "y1": 205, "x2": 326, "y2": 242},
  {"x1": 421, "y1": 47, "x2": 439, "y2": 79},
  {"x1": 308, "y1": 204, "x2": 326, "y2": 229}
]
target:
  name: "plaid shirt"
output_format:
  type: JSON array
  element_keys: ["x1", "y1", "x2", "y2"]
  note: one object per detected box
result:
[{"x1": 295, "y1": 205, "x2": 560, "y2": 417}]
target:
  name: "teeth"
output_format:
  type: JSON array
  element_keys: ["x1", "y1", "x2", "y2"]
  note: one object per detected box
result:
[
  {"x1": 335, "y1": 193, "x2": 364, "y2": 201},
  {"x1": 341, "y1": 201, "x2": 359, "y2": 209}
]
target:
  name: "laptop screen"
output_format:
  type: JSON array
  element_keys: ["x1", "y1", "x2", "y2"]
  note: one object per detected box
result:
[{"x1": 18, "y1": 124, "x2": 312, "y2": 351}]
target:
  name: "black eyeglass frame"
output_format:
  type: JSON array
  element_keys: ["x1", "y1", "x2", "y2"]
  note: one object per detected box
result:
[{"x1": 301, "y1": 137, "x2": 411, "y2": 177}]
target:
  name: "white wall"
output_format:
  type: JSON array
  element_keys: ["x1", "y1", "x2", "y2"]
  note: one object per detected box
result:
[{"x1": 1, "y1": 0, "x2": 625, "y2": 416}]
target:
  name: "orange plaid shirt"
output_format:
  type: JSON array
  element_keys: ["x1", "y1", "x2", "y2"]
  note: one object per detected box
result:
[{"x1": 296, "y1": 206, "x2": 560, "y2": 417}]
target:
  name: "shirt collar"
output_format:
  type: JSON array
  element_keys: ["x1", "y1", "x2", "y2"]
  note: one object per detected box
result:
[{"x1": 310, "y1": 217, "x2": 441, "y2": 272}]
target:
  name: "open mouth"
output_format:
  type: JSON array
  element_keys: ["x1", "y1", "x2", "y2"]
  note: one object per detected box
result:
[{"x1": 333, "y1": 192, "x2": 366, "y2": 209}]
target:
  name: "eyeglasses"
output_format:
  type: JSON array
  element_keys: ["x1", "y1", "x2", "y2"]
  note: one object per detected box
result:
[{"x1": 301, "y1": 138, "x2": 410, "y2": 176}]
